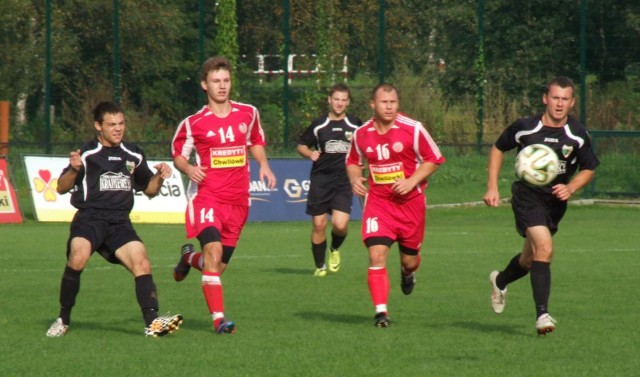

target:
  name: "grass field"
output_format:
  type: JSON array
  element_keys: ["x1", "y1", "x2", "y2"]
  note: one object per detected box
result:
[{"x1": 1, "y1": 204, "x2": 639, "y2": 376}]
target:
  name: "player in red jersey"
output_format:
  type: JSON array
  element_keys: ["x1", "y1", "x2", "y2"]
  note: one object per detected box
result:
[
  {"x1": 171, "y1": 56, "x2": 276, "y2": 334},
  {"x1": 346, "y1": 83, "x2": 445, "y2": 327}
]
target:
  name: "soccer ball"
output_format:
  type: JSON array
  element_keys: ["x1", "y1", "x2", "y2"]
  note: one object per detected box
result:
[{"x1": 515, "y1": 144, "x2": 559, "y2": 186}]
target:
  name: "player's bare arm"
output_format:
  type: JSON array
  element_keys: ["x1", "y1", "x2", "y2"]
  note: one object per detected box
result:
[
  {"x1": 391, "y1": 162, "x2": 440, "y2": 196},
  {"x1": 56, "y1": 149, "x2": 82, "y2": 194},
  {"x1": 173, "y1": 155, "x2": 207, "y2": 183},
  {"x1": 249, "y1": 145, "x2": 277, "y2": 189},
  {"x1": 552, "y1": 169, "x2": 595, "y2": 201},
  {"x1": 346, "y1": 164, "x2": 368, "y2": 197},
  {"x1": 296, "y1": 144, "x2": 321, "y2": 162},
  {"x1": 483, "y1": 146, "x2": 505, "y2": 207},
  {"x1": 144, "y1": 162, "x2": 172, "y2": 198}
]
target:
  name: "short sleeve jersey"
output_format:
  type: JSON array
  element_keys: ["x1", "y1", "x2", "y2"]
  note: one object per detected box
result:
[
  {"x1": 346, "y1": 113, "x2": 446, "y2": 203},
  {"x1": 171, "y1": 101, "x2": 267, "y2": 206},
  {"x1": 297, "y1": 113, "x2": 362, "y2": 185},
  {"x1": 495, "y1": 114, "x2": 600, "y2": 190},
  {"x1": 60, "y1": 138, "x2": 155, "y2": 211}
]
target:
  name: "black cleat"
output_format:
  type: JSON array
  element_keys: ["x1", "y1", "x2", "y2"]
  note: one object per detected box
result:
[
  {"x1": 173, "y1": 244, "x2": 194, "y2": 282},
  {"x1": 400, "y1": 272, "x2": 416, "y2": 295},
  {"x1": 374, "y1": 312, "x2": 390, "y2": 328}
]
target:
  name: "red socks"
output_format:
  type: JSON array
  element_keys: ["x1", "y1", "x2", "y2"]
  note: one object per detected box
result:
[
  {"x1": 367, "y1": 267, "x2": 389, "y2": 313},
  {"x1": 187, "y1": 252, "x2": 203, "y2": 271},
  {"x1": 202, "y1": 271, "x2": 225, "y2": 327}
]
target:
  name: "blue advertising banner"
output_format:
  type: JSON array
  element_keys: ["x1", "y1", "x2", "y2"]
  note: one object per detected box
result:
[{"x1": 248, "y1": 159, "x2": 362, "y2": 222}]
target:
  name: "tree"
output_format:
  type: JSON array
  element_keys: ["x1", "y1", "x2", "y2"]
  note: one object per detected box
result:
[{"x1": 214, "y1": 0, "x2": 239, "y2": 67}]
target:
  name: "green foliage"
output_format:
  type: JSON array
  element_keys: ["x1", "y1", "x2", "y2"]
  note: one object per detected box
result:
[
  {"x1": 213, "y1": 0, "x2": 239, "y2": 66},
  {"x1": 0, "y1": 1, "x2": 41, "y2": 99},
  {"x1": 2, "y1": 0, "x2": 640, "y2": 154}
]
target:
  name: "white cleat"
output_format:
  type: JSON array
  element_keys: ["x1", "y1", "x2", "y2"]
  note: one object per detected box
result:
[
  {"x1": 489, "y1": 270, "x2": 507, "y2": 314},
  {"x1": 536, "y1": 313, "x2": 557, "y2": 335},
  {"x1": 46, "y1": 317, "x2": 69, "y2": 337}
]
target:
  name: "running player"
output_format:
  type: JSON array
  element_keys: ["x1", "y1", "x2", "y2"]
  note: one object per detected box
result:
[
  {"x1": 346, "y1": 83, "x2": 445, "y2": 327},
  {"x1": 171, "y1": 56, "x2": 276, "y2": 334},
  {"x1": 46, "y1": 101, "x2": 183, "y2": 337},
  {"x1": 483, "y1": 76, "x2": 600, "y2": 335},
  {"x1": 296, "y1": 83, "x2": 362, "y2": 276}
]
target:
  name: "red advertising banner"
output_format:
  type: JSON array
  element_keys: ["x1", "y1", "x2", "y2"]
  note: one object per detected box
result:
[{"x1": 0, "y1": 159, "x2": 23, "y2": 223}]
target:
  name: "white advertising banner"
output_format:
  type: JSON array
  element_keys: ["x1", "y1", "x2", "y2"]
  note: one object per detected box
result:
[{"x1": 23, "y1": 155, "x2": 186, "y2": 223}]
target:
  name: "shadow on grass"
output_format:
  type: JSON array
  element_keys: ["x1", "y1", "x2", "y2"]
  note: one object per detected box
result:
[
  {"x1": 451, "y1": 320, "x2": 529, "y2": 336},
  {"x1": 272, "y1": 267, "x2": 311, "y2": 275},
  {"x1": 295, "y1": 310, "x2": 370, "y2": 325},
  {"x1": 49, "y1": 317, "x2": 142, "y2": 336}
]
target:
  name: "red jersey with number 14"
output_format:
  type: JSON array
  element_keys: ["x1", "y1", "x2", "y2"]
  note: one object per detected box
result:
[
  {"x1": 346, "y1": 113, "x2": 445, "y2": 203},
  {"x1": 171, "y1": 101, "x2": 267, "y2": 206}
]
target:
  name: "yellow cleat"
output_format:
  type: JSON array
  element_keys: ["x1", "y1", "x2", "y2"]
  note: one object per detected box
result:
[
  {"x1": 328, "y1": 250, "x2": 341, "y2": 272},
  {"x1": 314, "y1": 267, "x2": 327, "y2": 277}
]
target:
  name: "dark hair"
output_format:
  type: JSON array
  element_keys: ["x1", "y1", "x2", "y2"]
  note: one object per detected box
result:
[
  {"x1": 93, "y1": 101, "x2": 123, "y2": 123},
  {"x1": 200, "y1": 56, "x2": 233, "y2": 82},
  {"x1": 546, "y1": 76, "x2": 575, "y2": 95},
  {"x1": 371, "y1": 83, "x2": 398, "y2": 100},
  {"x1": 329, "y1": 83, "x2": 351, "y2": 99}
]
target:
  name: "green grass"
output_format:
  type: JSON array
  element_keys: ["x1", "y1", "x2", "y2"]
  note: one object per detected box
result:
[{"x1": 1, "y1": 205, "x2": 639, "y2": 376}]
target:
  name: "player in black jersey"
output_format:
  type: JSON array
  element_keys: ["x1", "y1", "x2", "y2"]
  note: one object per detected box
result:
[
  {"x1": 296, "y1": 84, "x2": 362, "y2": 276},
  {"x1": 483, "y1": 77, "x2": 600, "y2": 335},
  {"x1": 46, "y1": 101, "x2": 183, "y2": 337}
]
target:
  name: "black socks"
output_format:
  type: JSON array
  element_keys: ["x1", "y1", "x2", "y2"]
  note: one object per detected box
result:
[
  {"x1": 530, "y1": 261, "x2": 551, "y2": 318},
  {"x1": 59, "y1": 266, "x2": 83, "y2": 325}
]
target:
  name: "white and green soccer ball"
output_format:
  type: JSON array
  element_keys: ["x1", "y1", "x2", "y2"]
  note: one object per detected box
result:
[{"x1": 515, "y1": 144, "x2": 559, "y2": 186}]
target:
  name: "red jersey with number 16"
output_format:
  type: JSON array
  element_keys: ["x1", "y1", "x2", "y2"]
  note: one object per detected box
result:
[
  {"x1": 171, "y1": 101, "x2": 267, "y2": 206},
  {"x1": 346, "y1": 113, "x2": 445, "y2": 203}
]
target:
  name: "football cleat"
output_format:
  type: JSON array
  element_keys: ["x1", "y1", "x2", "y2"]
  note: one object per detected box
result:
[
  {"x1": 489, "y1": 270, "x2": 507, "y2": 314},
  {"x1": 173, "y1": 244, "x2": 194, "y2": 282},
  {"x1": 328, "y1": 250, "x2": 341, "y2": 272},
  {"x1": 374, "y1": 312, "x2": 390, "y2": 328},
  {"x1": 400, "y1": 271, "x2": 416, "y2": 295},
  {"x1": 46, "y1": 317, "x2": 69, "y2": 337},
  {"x1": 314, "y1": 267, "x2": 327, "y2": 277},
  {"x1": 536, "y1": 313, "x2": 557, "y2": 335},
  {"x1": 145, "y1": 313, "x2": 183, "y2": 337},
  {"x1": 215, "y1": 319, "x2": 236, "y2": 334}
]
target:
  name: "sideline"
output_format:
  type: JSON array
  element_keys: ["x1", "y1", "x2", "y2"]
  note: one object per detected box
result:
[{"x1": 431, "y1": 198, "x2": 640, "y2": 209}]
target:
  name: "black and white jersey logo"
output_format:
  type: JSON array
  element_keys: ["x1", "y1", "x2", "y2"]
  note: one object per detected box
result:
[{"x1": 100, "y1": 172, "x2": 132, "y2": 191}]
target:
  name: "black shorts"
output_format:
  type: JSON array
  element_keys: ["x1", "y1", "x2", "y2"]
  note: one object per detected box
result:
[
  {"x1": 510, "y1": 181, "x2": 567, "y2": 237},
  {"x1": 67, "y1": 209, "x2": 142, "y2": 264},
  {"x1": 306, "y1": 179, "x2": 353, "y2": 216}
]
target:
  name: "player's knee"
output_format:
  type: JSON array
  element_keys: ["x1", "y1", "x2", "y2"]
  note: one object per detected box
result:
[
  {"x1": 67, "y1": 249, "x2": 91, "y2": 270},
  {"x1": 312, "y1": 223, "x2": 327, "y2": 234},
  {"x1": 331, "y1": 223, "x2": 348, "y2": 235}
]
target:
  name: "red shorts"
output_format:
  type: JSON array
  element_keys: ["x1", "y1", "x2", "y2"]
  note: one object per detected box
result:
[
  {"x1": 361, "y1": 194, "x2": 426, "y2": 250},
  {"x1": 186, "y1": 193, "x2": 249, "y2": 247}
]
